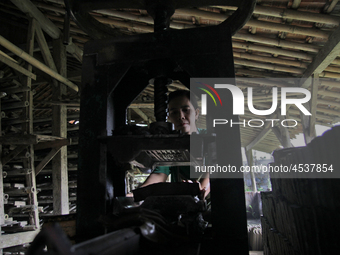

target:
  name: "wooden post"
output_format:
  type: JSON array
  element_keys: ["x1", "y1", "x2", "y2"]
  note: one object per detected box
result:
[
  {"x1": 52, "y1": 37, "x2": 69, "y2": 215},
  {"x1": 245, "y1": 148, "x2": 257, "y2": 192},
  {"x1": 309, "y1": 74, "x2": 319, "y2": 138},
  {"x1": 276, "y1": 111, "x2": 293, "y2": 148},
  {"x1": 22, "y1": 18, "x2": 40, "y2": 229},
  {"x1": 300, "y1": 75, "x2": 319, "y2": 144},
  {"x1": 0, "y1": 95, "x2": 4, "y2": 255}
]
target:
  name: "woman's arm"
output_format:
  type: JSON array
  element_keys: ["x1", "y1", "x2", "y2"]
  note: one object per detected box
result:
[
  {"x1": 199, "y1": 176, "x2": 210, "y2": 199},
  {"x1": 140, "y1": 172, "x2": 168, "y2": 187}
]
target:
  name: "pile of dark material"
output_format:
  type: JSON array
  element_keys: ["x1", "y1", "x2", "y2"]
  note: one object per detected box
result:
[{"x1": 261, "y1": 126, "x2": 340, "y2": 255}]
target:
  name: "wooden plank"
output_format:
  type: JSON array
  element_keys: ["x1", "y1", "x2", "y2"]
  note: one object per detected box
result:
[
  {"x1": 34, "y1": 100, "x2": 80, "y2": 106},
  {"x1": 301, "y1": 25, "x2": 340, "y2": 88},
  {"x1": 2, "y1": 145, "x2": 27, "y2": 165},
  {"x1": 52, "y1": 37, "x2": 69, "y2": 215},
  {"x1": 0, "y1": 230, "x2": 40, "y2": 249},
  {"x1": 0, "y1": 134, "x2": 39, "y2": 145},
  {"x1": 0, "y1": 54, "x2": 36, "y2": 80},
  {"x1": 34, "y1": 138, "x2": 69, "y2": 150},
  {"x1": 35, "y1": 147, "x2": 62, "y2": 176},
  {"x1": 36, "y1": 135, "x2": 68, "y2": 141}
]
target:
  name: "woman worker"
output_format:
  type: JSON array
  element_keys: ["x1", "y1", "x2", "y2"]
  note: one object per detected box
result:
[{"x1": 141, "y1": 90, "x2": 210, "y2": 198}]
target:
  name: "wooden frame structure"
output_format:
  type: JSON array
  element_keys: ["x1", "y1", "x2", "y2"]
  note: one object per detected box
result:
[{"x1": 1, "y1": 0, "x2": 340, "y2": 253}]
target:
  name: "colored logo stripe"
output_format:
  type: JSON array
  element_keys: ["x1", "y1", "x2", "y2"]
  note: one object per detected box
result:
[
  {"x1": 198, "y1": 87, "x2": 217, "y2": 106},
  {"x1": 196, "y1": 82, "x2": 223, "y2": 106},
  {"x1": 201, "y1": 83, "x2": 223, "y2": 106}
]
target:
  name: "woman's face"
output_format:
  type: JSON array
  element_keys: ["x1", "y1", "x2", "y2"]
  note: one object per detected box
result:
[{"x1": 168, "y1": 95, "x2": 199, "y2": 134}]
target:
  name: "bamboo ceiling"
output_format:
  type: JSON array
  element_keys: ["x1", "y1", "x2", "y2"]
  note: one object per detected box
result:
[{"x1": 1, "y1": 0, "x2": 340, "y2": 154}]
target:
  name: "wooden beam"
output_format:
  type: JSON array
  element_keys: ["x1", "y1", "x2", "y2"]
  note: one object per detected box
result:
[
  {"x1": 45, "y1": 0, "x2": 340, "y2": 26},
  {"x1": 300, "y1": 105, "x2": 313, "y2": 144},
  {"x1": 256, "y1": 102, "x2": 337, "y2": 122},
  {"x1": 35, "y1": 147, "x2": 62, "y2": 175},
  {"x1": 129, "y1": 103, "x2": 154, "y2": 109},
  {"x1": 0, "y1": 53, "x2": 36, "y2": 80},
  {"x1": 253, "y1": 5, "x2": 339, "y2": 25},
  {"x1": 0, "y1": 50, "x2": 18, "y2": 63},
  {"x1": 317, "y1": 99, "x2": 340, "y2": 108},
  {"x1": 245, "y1": 148, "x2": 257, "y2": 192},
  {"x1": 300, "y1": 75, "x2": 319, "y2": 143},
  {"x1": 10, "y1": 0, "x2": 83, "y2": 62},
  {"x1": 34, "y1": 138, "x2": 69, "y2": 150},
  {"x1": 234, "y1": 58, "x2": 303, "y2": 74},
  {"x1": 245, "y1": 121, "x2": 273, "y2": 151},
  {"x1": 35, "y1": 23, "x2": 57, "y2": 72},
  {"x1": 0, "y1": 134, "x2": 40, "y2": 145},
  {"x1": 35, "y1": 22, "x2": 59, "y2": 90},
  {"x1": 132, "y1": 108, "x2": 152, "y2": 123},
  {"x1": 52, "y1": 37, "x2": 69, "y2": 215},
  {"x1": 10, "y1": 0, "x2": 60, "y2": 39},
  {"x1": 271, "y1": 126, "x2": 293, "y2": 148},
  {"x1": 233, "y1": 41, "x2": 312, "y2": 61},
  {"x1": 0, "y1": 35, "x2": 78, "y2": 92},
  {"x1": 317, "y1": 89, "x2": 340, "y2": 98},
  {"x1": 66, "y1": 41, "x2": 83, "y2": 63},
  {"x1": 177, "y1": 8, "x2": 330, "y2": 39},
  {"x1": 2, "y1": 101, "x2": 29, "y2": 111},
  {"x1": 277, "y1": 112, "x2": 293, "y2": 148},
  {"x1": 0, "y1": 230, "x2": 40, "y2": 249},
  {"x1": 291, "y1": 0, "x2": 301, "y2": 9},
  {"x1": 233, "y1": 33, "x2": 319, "y2": 53},
  {"x1": 325, "y1": 0, "x2": 339, "y2": 13},
  {"x1": 2, "y1": 145, "x2": 27, "y2": 165},
  {"x1": 301, "y1": 25, "x2": 340, "y2": 88},
  {"x1": 22, "y1": 17, "x2": 40, "y2": 229},
  {"x1": 34, "y1": 101, "x2": 80, "y2": 106}
]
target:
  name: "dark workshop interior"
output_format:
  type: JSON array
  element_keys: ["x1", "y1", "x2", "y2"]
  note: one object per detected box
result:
[{"x1": 0, "y1": 0, "x2": 340, "y2": 254}]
